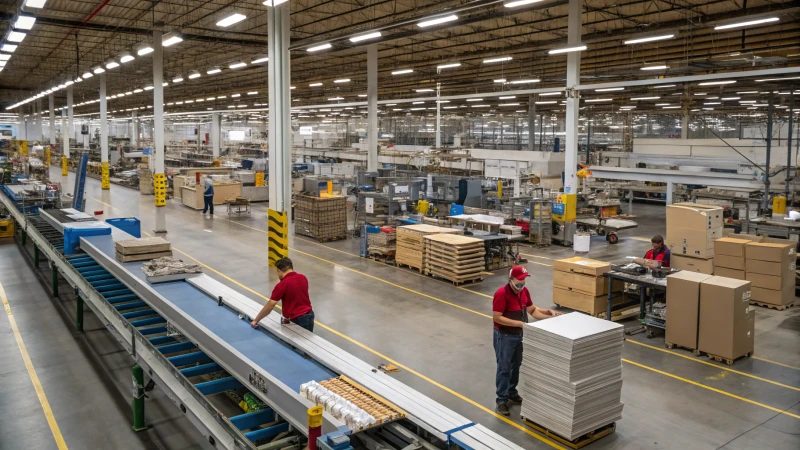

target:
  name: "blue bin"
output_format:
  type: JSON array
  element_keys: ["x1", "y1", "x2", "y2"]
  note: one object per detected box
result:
[
  {"x1": 63, "y1": 224, "x2": 112, "y2": 255},
  {"x1": 449, "y1": 204, "x2": 465, "y2": 216},
  {"x1": 106, "y1": 218, "x2": 141, "y2": 238}
]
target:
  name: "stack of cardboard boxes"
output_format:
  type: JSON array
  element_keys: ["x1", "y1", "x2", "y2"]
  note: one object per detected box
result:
[
  {"x1": 713, "y1": 238, "x2": 749, "y2": 279},
  {"x1": 666, "y1": 203, "x2": 723, "y2": 275},
  {"x1": 552, "y1": 257, "x2": 624, "y2": 317},
  {"x1": 666, "y1": 272, "x2": 754, "y2": 363},
  {"x1": 746, "y1": 242, "x2": 796, "y2": 308}
]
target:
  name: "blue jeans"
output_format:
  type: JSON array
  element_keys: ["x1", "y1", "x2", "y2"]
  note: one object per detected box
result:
[
  {"x1": 494, "y1": 328, "x2": 523, "y2": 405},
  {"x1": 202, "y1": 195, "x2": 214, "y2": 214},
  {"x1": 290, "y1": 310, "x2": 315, "y2": 332}
]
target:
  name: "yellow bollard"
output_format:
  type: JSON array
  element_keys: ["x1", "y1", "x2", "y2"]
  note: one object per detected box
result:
[
  {"x1": 61, "y1": 155, "x2": 68, "y2": 176},
  {"x1": 255, "y1": 172, "x2": 265, "y2": 187},
  {"x1": 497, "y1": 180, "x2": 503, "y2": 198},
  {"x1": 773, "y1": 196, "x2": 787, "y2": 214},
  {"x1": 101, "y1": 162, "x2": 110, "y2": 190},
  {"x1": 45, "y1": 146, "x2": 51, "y2": 166}
]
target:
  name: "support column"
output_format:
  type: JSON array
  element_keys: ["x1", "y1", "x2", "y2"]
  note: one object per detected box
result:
[
  {"x1": 67, "y1": 85, "x2": 74, "y2": 157},
  {"x1": 563, "y1": 0, "x2": 582, "y2": 194},
  {"x1": 681, "y1": 113, "x2": 689, "y2": 139},
  {"x1": 153, "y1": 30, "x2": 167, "y2": 233},
  {"x1": 267, "y1": 2, "x2": 292, "y2": 266},
  {"x1": 18, "y1": 112, "x2": 26, "y2": 141},
  {"x1": 211, "y1": 112, "x2": 221, "y2": 158},
  {"x1": 131, "y1": 111, "x2": 138, "y2": 148},
  {"x1": 49, "y1": 94, "x2": 56, "y2": 146},
  {"x1": 528, "y1": 94, "x2": 536, "y2": 151},
  {"x1": 786, "y1": 93, "x2": 794, "y2": 197},
  {"x1": 100, "y1": 73, "x2": 110, "y2": 190},
  {"x1": 61, "y1": 110, "x2": 68, "y2": 176},
  {"x1": 37, "y1": 99, "x2": 44, "y2": 141},
  {"x1": 666, "y1": 181, "x2": 674, "y2": 205},
  {"x1": 436, "y1": 82, "x2": 441, "y2": 149},
  {"x1": 367, "y1": 44, "x2": 378, "y2": 171},
  {"x1": 762, "y1": 94, "x2": 773, "y2": 212}
]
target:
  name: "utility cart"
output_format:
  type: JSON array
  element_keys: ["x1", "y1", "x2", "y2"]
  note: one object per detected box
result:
[{"x1": 575, "y1": 217, "x2": 638, "y2": 244}]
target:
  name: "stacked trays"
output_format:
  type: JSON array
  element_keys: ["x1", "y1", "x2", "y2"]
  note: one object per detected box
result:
[
  {"x1": 521, "y1": 312, "x2": 624, "y2": 441},
  {"x1": 395, "y1": 224, "x2": 460, "y2": 272},
  {"x1": 423, "y1": 234, "x2": 485, "y2": 284}
]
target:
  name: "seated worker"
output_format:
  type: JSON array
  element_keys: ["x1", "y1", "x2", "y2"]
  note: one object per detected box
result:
[{"x1": 635, "y1": 235, "x2": 670, "y2": 268}]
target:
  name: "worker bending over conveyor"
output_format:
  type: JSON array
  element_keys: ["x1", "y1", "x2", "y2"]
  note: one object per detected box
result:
[{"x1": 251, "y1": 258, "x2": 316, "y2": 332}]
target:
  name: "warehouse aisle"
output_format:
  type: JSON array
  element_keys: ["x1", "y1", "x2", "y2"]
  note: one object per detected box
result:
[{"x1": 44, "y1": 168, "x2": 800, "y2": 449}]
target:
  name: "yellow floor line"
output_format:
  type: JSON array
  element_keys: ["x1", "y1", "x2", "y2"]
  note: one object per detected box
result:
[
  {"x1": 752, "y1": 356, "x2": 800, "y2": 371},
  {"x1": 517, "y1": 252, "x2": 553, "y2": 260},
  {"x1": 623, "y1": 359, "x2": 800, "y2": 420},
  {"x1": 1, "y1": 282, "x2": 69, "y2": 450},
  {"x1": 629, "y1": 237, "x2": 653, "y2": 242},
  {"x1": 626, "y1": 340, "x2": 800, "y2": 392}
]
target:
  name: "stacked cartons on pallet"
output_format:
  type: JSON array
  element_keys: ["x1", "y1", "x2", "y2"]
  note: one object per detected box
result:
[
  {"x1": 367, "y1": 228, "x2": 396, "y2": 255},
  {"x1": 138, "y1": 168, "x2": 154, "y2": 194},
  {"x1": 115, "y1": 237, "x2": 172, "y2": 262},
  {"x1": 423, "y1": 234, "x2": 485, "y2": 284},
  {"x1": 745, "y1": 242, "x2": 796, "y2": 308},
  {"x1": 395, "y1": 224, "x2": 460, "y2": 272},
  {"x1": 552, "y1": 257, "x2": 623, "y2": 316},
  {"x1": 667, "y1": 203, "x2": 723, "y2": 274},
  {"x1": 294, "y1": 194, "x2": 348, "y2": 242}
]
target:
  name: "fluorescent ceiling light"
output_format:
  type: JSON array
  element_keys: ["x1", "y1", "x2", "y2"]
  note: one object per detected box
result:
[
  {"x1": 1, "y1": 44, "x2": 17, "y2": 53},
  {"x1": 641, "y1": 65, "x2": 668, "y2": 70},
  {"x1": 14, "y1": 14, "x2": 37, "y2": 30},
  {"x1": 163, "y1": 82, "x2": 169, "y2": 86},
  {"x1": 698, "y1": 80, "x2": 736, "y2": 86},
  {"x1": 704, "y1": 102, "x2": 721, "y2": 105},
  {"x1": 358, "y1": 94, "x2": 368, "y2": 97},
  {"x1": 8, "y1": 31, "x2": 26, "y2": 43},
  {"x1": 24, "y1": 0, "x2": 48, "y2": 8},
  {"x1": 119, "y1": 52, "x2": 135, "y2": 63},
  {"x1": 392, "y1": 69, "x2": 413, "y2": 75},
  {"x1": 137, "y1": 44, "x2": 154, "y2": 56},
  {"x1": 437, "y1": 100, "x2": 450, "y2": 103},
  {"x1": 350, "y1": 32, "x2": 382, "y2": 43},
  {"x1": 307, "y1": 43, "x2": 332, "y2": 52},
  {"x1": 466, "y1": 98, "x2": 483, "y2": 102},
  {"x1": 172, "y1": 76, "x2": 184, "y2": 83},
  {"x1": 437, "y1": 62, "x2": 461, "y2": 69},
  {"x1": 412, "y1": 101, "x2": 425, "y2": 104},
  {"x1": 505, "y1": 0, "x2": 544, "y2": 7},
  {"x1": 334, "y1": 79, "x2": 350, "y2": 83},
  {"x1": 509, "y1": 79, "x2": 540, "y2": 84},
  {"x1": 82, "y1": 71, "x2": 93, "y2": 79},
  {"x1": 251, "y1": 56, "x2": 269, "y2": 64},
  {"x1": 217, "y1": 13, "x2": 246, "y2": 28},
  {"x1": 443, "y1": 106, "x2": 458, "y2": 109},
  {"x1": 93, "y1": 66, "x2": 105, "y2": 74},
  {"x1": 715, "y1": 17, "x2": 778, "y2": 30},
  {"x1": 229, "y1": 62, "x2": 247, "y2": 69},
  {"x1": 499, "y1": 96, "x2": 516, "y2": 99},
  {"x1": 329, "y1": 97, "x2": 344, "y2": 101},
  {"x1": 162, "y1": 32, "x2": 183, "y2": 47},
  {"x1": 207, "y1": 97, "x2": 215, "y2": 100},
  {"x1": 737, "y1": 91, "x2": 758, "y2": 94},
  {"x1": 484, "y1": 57, "x2": 512, "y2": 63},
  {"x1": 653, "y1": 84, "x2": 676, "y2": 89},
  {"x1": 248, "y1": 91, "x2": 258, "y2": 95},
  {"x1": 64, "y1": 80, "x2": 74, "y2": 86},
  {"x1": 595, "y1": 87, "x2": 624, "y2": 92},
  {"x1": 663, "y1": 106, "x2": 681, "y2": 109},
  {"x1": 207, "y1": 68, "x2": 222, "y2": 75},
  {"x1": 499, "y1": 103, "x2": 520, "y2": 106},
  {"x1": 721, "y1": 97, "x2": 740, "y2": 101},
  {"x1": 188, "y1": 71, "x2": 201, "y2": 79},
  {"x1": 231, "y1": 94, "x2": 241, "y2": 97},
  {"x1": 144, "y1": 86, "x2": 154, "y2": 90},
  {"x1": 624, "y1": 34, "x2": 674, "y2": 45},
  {"x1": 539, "y1": 92, "x2": 562, "y2": 96},
  {"x1": 585, "y1": 98, "x2": 613, "y2": 102},
  {"x1": 134, "y1": 89, "x2": 143, "y2": 93},
  {"x1": 418, "y1": 15, "x2": 458, "y2": 28},
  {"x1": 106, "y1": 60, "x2": 120, "y2": 69},
  {"x1": 756, "y1": 76, "x2": 800, "y2": 82},
  {"x1": 548, "y1": 45, "x2": 586, "y2": 55},
  {"x1": 309, "y1": 82, "x2": 323, "y2": 87},
  {"x1": 0, "y1": 54, "x2": 10, "y2": 61},
  {"x1": 654, "y1": 103, "x2": 670, "y2": 106},
  {"x1": 631, "y1": 96, "x2": 660, "y2": 100},
  {"x1": 416, "y1": 89, "x2": 434, "y2": 92},
  {"x1": 470, "y1": 104, "x2": 489, "y2": 108}
]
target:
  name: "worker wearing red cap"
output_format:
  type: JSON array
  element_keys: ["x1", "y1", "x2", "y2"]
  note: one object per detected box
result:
[{"x1": 493, "y1": 265, "x2": 561, "y2": 416}]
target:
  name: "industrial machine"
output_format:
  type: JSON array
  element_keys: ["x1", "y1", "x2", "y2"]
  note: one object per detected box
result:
[{"x1": 552, "y1": 193, "x2": 577, "y2": 246}]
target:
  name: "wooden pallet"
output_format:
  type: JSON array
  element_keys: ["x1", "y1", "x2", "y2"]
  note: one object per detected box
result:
[
  {"x1": 586, "y1": 303, "x2": 639, "y2": 322},
  {"x1": 428, "y1": 272, "x2": 483, "y2": 286},
  {"x1": 749, "y1": 300, "x2": 796, "y2": 311},
  {"x1": 397, "y1": 262, "x2": 424, "y2": 273},
  {"x1": 521, "y1": 418, "x2": 616, "y2": 449},
  {"x1": 699, "y1": 350, "x2": 752, "y2": 366},
  {"x1": 664, "y1": 342, "x2": 701, "y2": 356}
]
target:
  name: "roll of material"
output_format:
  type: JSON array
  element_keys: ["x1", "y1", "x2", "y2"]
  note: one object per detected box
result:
[{"x1": 573, "y1": 233, "x2": 591, "y2": 253}]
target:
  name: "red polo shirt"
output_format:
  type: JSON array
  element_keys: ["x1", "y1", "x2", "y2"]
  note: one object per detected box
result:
[
  {"x1": 644, "y1": 246, "x2": 671, "y2": 268},
  {"x1": 492, "y1": 285, "x2": 533, "y2": 330},
  {"x1": 270, "y1": 272, "x2": 313, "y2": 320}
]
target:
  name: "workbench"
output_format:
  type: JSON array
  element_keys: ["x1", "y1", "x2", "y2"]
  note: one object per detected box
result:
[
  {"x1": 180, "y1": 181, "x2": 242, "y2": 210},
  {"x1": 604, "y1": 270, "x2": 668, "y2": 336}
]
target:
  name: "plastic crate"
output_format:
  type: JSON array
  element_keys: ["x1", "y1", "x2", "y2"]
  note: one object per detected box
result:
[{"x1": 106, "y1": 218, "x2": 141, "y2": 238}]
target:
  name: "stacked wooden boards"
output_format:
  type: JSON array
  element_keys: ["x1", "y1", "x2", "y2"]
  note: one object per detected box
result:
[
  {"x1": 424, "y1": 234, "x2": 486, "y2": 285},
  {"x1": 115, "y1": 237, "x2": 172, "y2": 262},
  {"x1": 395, "y1": 224, "x2": 460, "y2": 272}
]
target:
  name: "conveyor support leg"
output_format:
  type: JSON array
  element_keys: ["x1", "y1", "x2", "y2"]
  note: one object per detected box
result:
[
  {"x1": 76, "y1": 293, "x2": 84, "y2": 333},
  {"x1": 51, "y1": 265, "x2": 58, "y2": 297},
  {"x1": 34, "y1": 244, "x2": 39, "y2": 267},
  {"x1": 132, "y1": 364, "x2": 148, "y2": 431},
  {"x1": 21, "y1": 229, "x2": 26, "y2": 246}
]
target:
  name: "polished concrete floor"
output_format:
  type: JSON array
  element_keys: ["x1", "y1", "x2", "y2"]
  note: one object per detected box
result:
[{"x1": 1, "y1": 167, "x2": 799, "y2": 450}]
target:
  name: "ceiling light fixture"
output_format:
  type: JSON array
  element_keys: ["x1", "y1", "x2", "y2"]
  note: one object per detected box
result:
[
  {"x1": 595, "y1": 87, "x2": 624, "y2": 92},
  {"x1": 105, "y1": 59, "x2": 120, "y2": 69},
  {"x1": 119, "y1": 52, "x2": 135, "y2": 63},
  {"x1": 92, "y1": 66, "x2": 105, "y2": 74},
  {"x1": 207, "y1": 67, "x2": 222, "y2": 75},
  {"x1": 217, "y1": 13, "x2": 246, "y2": 28},
  {"x1": 641, "y1": 65, "x2": 668, "y2": 70},
  {"x1": 418, "y1": 15, "x2": 458, "y2": 28},
  {"x1": 14, "y1": 14, "x2": 37, "y2": 30},
  {"x1": 535, "y1": 101, "x2": 557, "y2": 104},
  {"x1": 504, "y1": 0, "x2": 544, "y2": 7},
  {"x1": 585, "y1": 98, "x2": 613, "y2": 102},
  {"x1": 697, "y1": 80, "x2": 736, "y2": 85},
  {"x1": 251, "y1": 56, "x2": 268, "y2": 64},
  {"x1": 188, "y1": 71, "x2": 201, "y2": 79},
  {"x1": 631, "y1": 96, "x2": 660, "y2": 100},
  {"x1": 7, "y1": 31, "x2": 26, "y2": 43},
  {"x1": 466, "y1": 98, "x2": 483, "y2": 102},
  {"x1": 483, "y1": 56, "x2": 512, "y2": 63},
  {"x1": 509, "y1": 79, "x2": 540, "y2": 84},
  {"x1": 248, "y1": 91, "x2": 258, "y2": 95},
  {"x1": 172, "y1": 76, "x2": 184, "y2": 83},
  {"x1": 229, "y1": 62, "x2": 247, "y2": 69},
  {"x1": 144, "y1": 86, "x2": 154, "y2": 90},
  {"x1": 624, "y1": 34, "x2": 675, "y2": 45},
  {"x1": 548, "y1": 45, "x2": 587, "y2": 55},
  {"x1": 334, "y1": 79, "x2": 350, "y2": 83},
  {"x1": 437, "y1": 62, "x2": 461, "y2": 69},
  {"x1": 349, "y1": 31, "x2": 382, "y2": 43},
  {"x1": 392, "y1": 69, "x2": 413, "y2": 75},
  {"x1": 329, "y1": 97, "x2": 344, "y2": 101},
  {"x1": 494, "y1": 79, "x2": 507, "y2": 83},
  {"x1": 539, "y1": 92, "x2": 562, "y2": 96},
  {"x1": 755, "y1": 76, "x2": 800, "y2": 82},
  {"x1": 162, "y1": 31, "x2": 183, "y2": 47},
  {"x1": 136, "y1": 43, "x2": 154, "y2": 56},
  {"x1": 1, "y1": 44, "x2": 17, "y2": 53},
  {"x1": 653, "y1": 84, "x2": 676, "y2": 89},
  {"x1": 715, "y1": 17, "x2": 779, "y2": 30},
  {"x1": 309, "y1": 82, "x2": 323, "y2": 87},
  {"x1": 416, "y1": 89, "x2": 434, "y2": 92},
  {"x1": 307, "y1": 43, "x2": 332, "y2": 52},
  {"x1": 499, "y1": 96, "x2": 516, "y2": 99},
  {"x1": 24, "y1": 0, "x2": 48, "y2": 8},
  {"x1": 82, "y1": 71, "x2": 93, "y2": 79}
]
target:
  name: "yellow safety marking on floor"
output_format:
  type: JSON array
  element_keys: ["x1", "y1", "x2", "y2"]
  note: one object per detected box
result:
[
  {"x1": 1, "y1": 282, "x2": 69, "y2": 450},
  {"x1": 752, "y1": 356, "x2": 800, "y2": 371},
  {"x1": 629, "y1": 236, "x2": 653, "y2": 242},
  {"x1": 517, "y1": 252, "x2": 553, "y2": 260},
  {"x1": 626, "y1": 340, "x2": 800, "y2": 392},
  {"x1": 623, "y1": 359, "x2": 800, "y2": 420}
]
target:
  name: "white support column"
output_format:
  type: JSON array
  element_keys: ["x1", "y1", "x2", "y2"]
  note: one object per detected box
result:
[
  {"x1": 153, "y1": 30, "x2": 167, "y2": 232},
  {"x1": 681, "y1": 113, "x2": 689, "y2": 139},
  {"x1": 17, "y1": 112, "x2": 25, "y2": 141},
  {"x1": 367, "y1": 44, "x2": 379, "y2": 171},
  {"x1": 267, "y1": 2, "x2": 292, "y2": 265},
  {"x1": 211, "y1": 112, "x2": 221, "y2": 158},
  {"x1": 67, "y1": 86, "x2": 74, "y2": 158},
  {"x1": 436, "y1": 81, "x2": 442, "y2": 149},
  {"x1": 528, "y1": 94, "x2": 536, "y2": 151},
  {"x1": 131, "y1": 111, "x2": 138, "y2": 148},
  {"x1": 100, "y1": 73, "x2": 110, "y2": 190},
  {"x1": 563, "y1": 0, "x2": 582, "y2": 194},
  {"x1": 666, "y1": 181, "x2": 674, "y2": 205},
  {"x1": 49, "y1": 94, "x2": 56, "y2": 145}
]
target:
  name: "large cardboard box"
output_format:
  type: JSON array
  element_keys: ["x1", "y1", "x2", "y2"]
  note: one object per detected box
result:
[
  {"x1": 714, "y1": 238, "x2": 750, "y2": 257},
  {"x1": 760, "y1": 236, "x2": 796, "y2": 246},
  {"x1": 731, "y1": 233, "x2": 763, "y2": 243},
  {"x1": 745, "y1": 242, "x2": 795, "y2": 263},
  {"x1": 746, "y1": 272, "x2": 792, "y2": 290},
  {"x1": 745, "y1": 258, "x2": 795, "y2": 277},
  {"x1": 667, "y1": 203, "x2": 724, "y2": 230},
  {"x1": 552, "y1": 286, "x2": 621, "y2": 315},
  {"x1": 553, "y1": 257, "x2": 611, "y2": 277},
  {"x1": 715, "y1": 267, "x2": 745, "y2": 280},
  {"x1": 714, "y1": 255, "x2": 745, "y2": 270},
  {"x1": 750, "y1": 285, "x2": 795, "y2": 306},
  {"x1": 665, "y1": 272, "x2": 713, "y2": 350},
  {"x1": 698, "y1": 277, "x2": 754, "y2": 360},
  {"x1": 552, "y1": 271, "x2": 623, "y2": 296},
  {"x1": 667, "y1": 204, "x2": 725, "y2": 258},
  {"x1": 671, "y1": 254, "x2": 714, "y2": 274}
]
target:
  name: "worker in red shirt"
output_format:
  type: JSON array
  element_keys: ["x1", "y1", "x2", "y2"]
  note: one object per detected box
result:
[
  {"x1": 636, "y1": 234, "x2": 670, "y2": 268},
  {"x1": 250, "y1": 258, "x2": 315, "y2": 332},
  {"x1": 493, "y1": 265, "x2": 561, "y2": 416}
]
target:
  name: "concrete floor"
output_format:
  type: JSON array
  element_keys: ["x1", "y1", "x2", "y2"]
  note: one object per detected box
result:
[{"x1": 1, "y1": 166, "x2": 799, "y2": 450}]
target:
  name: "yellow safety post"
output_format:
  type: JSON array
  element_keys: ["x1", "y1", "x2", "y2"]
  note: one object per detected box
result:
[
  {"x1": 45, "y1": 146, "x2": 51, "y2": 166},
  {"x1": 773, "y1": 196, "x2": 787, "y2": 214},
  {"x1": 327, "y1": 181, "x2": 333, "y2": 196},
  {"x1": 18, "y1": 140, "x2": 28, "y2": 155},
  {"x1": 101, "y1": 161, "x2": 110, "y2": 190},
  {"x1": 307, "y1": 406, "x2": 323, "y2": 450},
  {"x1": 267, "y1": 209, "x2": 289, "y2": 266},
  {"x1": 61, "y1": 155, "x2": 68, "y2": 176},
  {"x1": 497, "y1": 180, "x2": 503, "y2": 198},
  {"x1": 255, "y1": 172, "x2": 265, "y2": 187},
  {"x1": 153, "y1": 173, "x2": 167, "y2": 207}
]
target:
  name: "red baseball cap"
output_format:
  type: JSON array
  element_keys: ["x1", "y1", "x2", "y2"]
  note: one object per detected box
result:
[{"x1": 510, "y1": 266, "x2": 530, "y2": 280}]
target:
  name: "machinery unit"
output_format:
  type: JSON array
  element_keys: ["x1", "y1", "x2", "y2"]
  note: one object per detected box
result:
[{"x1": 552, "y1": 193, "x2": 578, "y2": 246}]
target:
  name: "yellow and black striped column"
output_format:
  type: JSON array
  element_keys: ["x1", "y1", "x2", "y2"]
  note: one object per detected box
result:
[
  {"x1": 153, "y1": 173, "x2": 166, "y2": 207},
  {"x1": 267, "y1": 209, "x2": 288, "y2": 266}
]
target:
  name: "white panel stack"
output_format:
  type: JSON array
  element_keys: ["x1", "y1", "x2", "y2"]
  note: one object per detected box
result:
[{"x1": 521, "y1": 312, "x2": 624, "y2": 440}]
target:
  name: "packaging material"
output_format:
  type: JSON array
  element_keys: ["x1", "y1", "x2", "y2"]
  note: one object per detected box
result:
[
  {"x1": 714, "y1": 238, "x2": 750, "y2": 257},
  {"x1": 553, "y1": 257, "x2": 611, "y2": 277},
  {"x1": 745, "y1": 259, "x2": 794, "y2": 277},
  {"x1": 553, "y1": 271, "x2": 623, "y2": 297},
  {"x1": 714, "y1": 267, "x2": 745, "y2": 280},
  {"x1": 698, "y1": 277, "x2": 753, "y2": 360},
  {"x1": 746, "y1": 272, "x2": 791, "y2": 291},
  {"x1": 750, "y1": 285, "x2": 795, "y2": 306},
  {"x1": 745, "y1": 242, "x2": 795, "y2": 263},
  {"x1": 667, "y1": 204, "x2": 724, "y2": 258},
  {"x1": 552, "y1": 287, "x2": 622, "y2": 315},
  {"x1": 665, "y1": 272, "x2": 713, "y2": 350},
  {"x1": 667, "y1": 203, "x2": 724, "y2": 229},
  {"x1": 760, "y1": 236, "x2": 796, "y2": 246},
  {"x1": 714, "y1": 255, "x2": 745, "y2": 271},
  {"x1": 730, "y1": 233, "x2": 763, "y2": 243},
  {"x1": 671, "y1": 254, "x2": 714, "y2": 275},
  {"x1": 667, "y1": 228, "x2": 723, "y2": 258}
]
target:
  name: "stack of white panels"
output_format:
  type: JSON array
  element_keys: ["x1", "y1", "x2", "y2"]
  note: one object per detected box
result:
[{"x1": 521, "y1": 312, "x2": 624, "y2": 440}]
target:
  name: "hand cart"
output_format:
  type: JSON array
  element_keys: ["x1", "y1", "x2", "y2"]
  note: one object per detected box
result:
[{"x1": 576, "y1": 217, "x2": 638, "y2": 244}]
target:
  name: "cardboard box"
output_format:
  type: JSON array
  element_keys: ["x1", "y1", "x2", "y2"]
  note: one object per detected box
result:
[
  {"x1": 714, "y1": 238, "x2": 750, "y2": 257},
  {"x1": 553, "y1": 257, "x2": 611, "y2": 277},
  {"x1": 760, "y1": 236, "x2": 796, "y2": 246},
  {"x1": 671, "y1": 254, "x2": 714, "y2": 274},
  {"x1": 731, "y1": 233, "x2": 763, "y2": 243},
  {"x1": 745, "y1": 242, "x2": 795, "y2": 263},
  {"x1": 552, "y1": 286, "x2": 620, "y2": 315},
  {"x1": 750, "y1": 285, "x2": 795, "y2": 306},
  {"x1": 746, "y1": 272, "x2": 792, "y2": 290},
  {"x1": 552, "y1": 271, "x2": 623, "y2": 296},
  {"x1": 698, "y1": 277, "x2": 754, "y2": 360},
  {"x1": 667, "y1": 227, "x2": 724, "y2": 258},
  {"x1": 745, "y1": 257, "x2": 795, "y2": 278},
  {"x1": 665, "y1": 272, "x2": 713, "y2": 350},
  {"x1": 714, "y1": 267, "x2": 745, "y2": 280},
  {"x1": 667, "y1": 203, "x2": 724, "y2": 230},
  {"x1": 714, "y1": 254, "x2": 745, "y2": 271}
]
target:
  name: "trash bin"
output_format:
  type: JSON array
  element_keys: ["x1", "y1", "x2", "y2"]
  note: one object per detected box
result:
[{"x1": 106, "y1": 218, "x2": 141, "y2": 238}]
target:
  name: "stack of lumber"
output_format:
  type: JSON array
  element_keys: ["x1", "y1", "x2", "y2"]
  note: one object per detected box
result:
[
  {"x1": 423, "y1": 234, "x2": 485, "y2": 284},
  {"x1": 294, "y1": 194, "x2": 348, "y2": 242},
  {"x1": 115, "y1": 237, "x2": 172, "y2": 262},
  {"x1": 395, "y1": 224, "x2": 460, "y2": 271}
]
